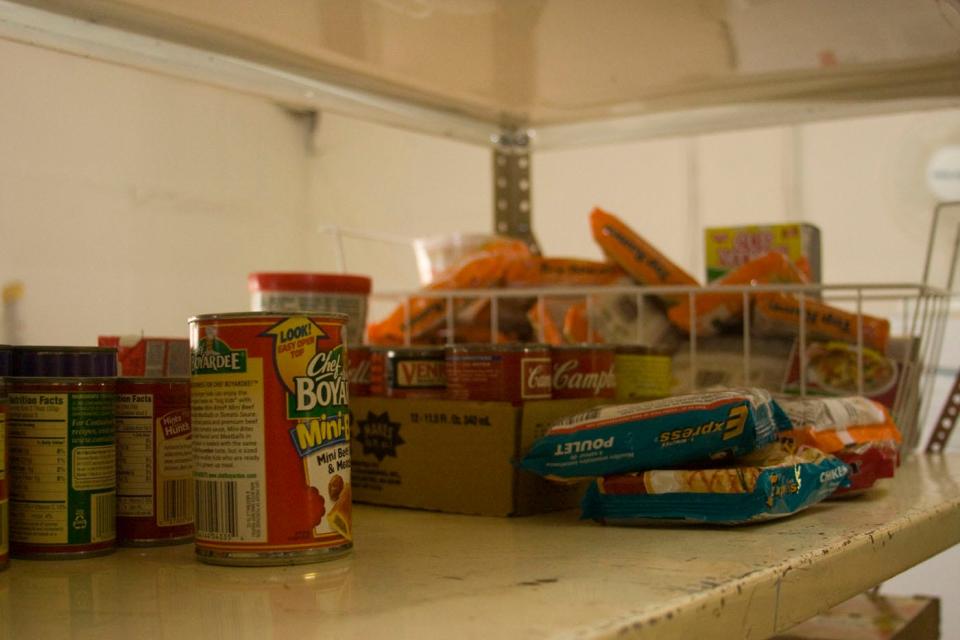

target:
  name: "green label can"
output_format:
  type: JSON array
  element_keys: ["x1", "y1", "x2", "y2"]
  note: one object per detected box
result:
[{"x1": 8, "y1": 347, "x2": 117, "y2": 558}]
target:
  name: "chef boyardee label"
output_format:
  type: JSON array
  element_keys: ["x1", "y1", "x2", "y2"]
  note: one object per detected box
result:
[
  {"x1": 267, "y1": 316, "x2": 352, "y2": 541},
  {"x1": 190, "y1": 313, "x2": 351, "y2": 565}
]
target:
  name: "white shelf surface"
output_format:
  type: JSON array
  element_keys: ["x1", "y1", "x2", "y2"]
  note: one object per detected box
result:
[{"x1": 1, "y1": 453, "x2": 959, "y2": 640}]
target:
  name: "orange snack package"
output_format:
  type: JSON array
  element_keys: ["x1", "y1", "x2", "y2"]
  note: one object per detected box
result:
[
  {"x1": 526, "y1": 298, "x2": 571, "y2": 345},
  {"x1": 590, "y1": 207, "x2": 698, "y2": 304},
  {"x1": 562, "y1": 302, "x2": 604, "y2": 344},
  {"x1": 511, "y1": 257, "x2": 629, "y2": 345},
  {"x1": 509, "y1": 257, "x2": 626, "y2": 287},
  {"x1": 752, "y1": 292, "x2": 890, "y2": 352},
  {"x1": 775, "y1": 395, "x2": 902, "y2": 454},
  {"x1": 367, "y1": 239, "x2": 531, "y2": 345},
  {"x1": 667, "y1": 251, "x2": 808, "y2": 337}
]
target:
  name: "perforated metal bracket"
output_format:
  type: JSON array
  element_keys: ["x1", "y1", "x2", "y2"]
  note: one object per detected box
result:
[
  {"x1": 493, "y1": 129, "x2": 540, "y2": 255},
  {"x1": 927, "y1": 368, "x2": 960, "y2": 453}
]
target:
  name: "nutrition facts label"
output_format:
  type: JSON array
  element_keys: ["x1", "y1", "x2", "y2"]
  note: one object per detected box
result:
[
  {"x1": 8, "y1": 390, "x2": 115, "y2": 546},
  {"x1": 117, "y1": 393, "x2": 154, "y2": 517},
  {"x1": 192, "y1": 359, "x2": 267, "y2": 543}
]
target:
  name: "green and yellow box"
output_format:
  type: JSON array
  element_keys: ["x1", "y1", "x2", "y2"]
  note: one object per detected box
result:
[{"x1": 705, "y1": 223, "x2": 821, "y2": 283}]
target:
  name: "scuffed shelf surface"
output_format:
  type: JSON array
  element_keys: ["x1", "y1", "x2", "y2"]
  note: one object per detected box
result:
[{"x1": 1, "y1": 453, "x2": 958, "y2": 640}]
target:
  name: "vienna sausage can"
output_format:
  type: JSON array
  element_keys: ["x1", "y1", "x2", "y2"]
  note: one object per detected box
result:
[
  {"x1": 368, "y1": 346, "x2": 446, "y2": 399},
  {"x1": 189, "y1": 312, "x2": 352, "y2": 566},
  {"x1": 116, "y1": 377, "x2": 194, "y2": 546}
]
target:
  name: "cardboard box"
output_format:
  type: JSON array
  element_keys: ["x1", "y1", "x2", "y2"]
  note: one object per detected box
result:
[
  {"x1": 98, "y1": 335, "x2": 190, "y2": 377},
  {"x1": 705, "y1": 223, "x2": 821, "y2": 283},
  {"x1": 773, "y1": 594, "x2": 939, "y2": 640},
  {"x1": 350, "y1": 397, "x2": 603, "y2": 516}
]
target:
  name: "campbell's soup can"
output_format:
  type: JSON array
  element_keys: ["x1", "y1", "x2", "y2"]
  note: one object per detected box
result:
[
  {"x1": 116, "y1": 377, "x2": 194, "y2": 546},
  {"x1": 445, "y1": 344, "x2": 552, "y2": 403},
  {"x1": 0, "y1": 346, "x2": 9, "y2": 569},
  {"x1": 347, "y1": 346, "x2": 372, "y2": 397},
  {"x1": 551, "y1": 346, "x2": 616, "y2": 399},
  {"x1": 368, "y1": 346, "x2": 446, "y2": 399},
  {"x1": 8, "y1": 346, "x2": 118, "y2": 559},
  {"x1": 189, "y1": 312, "x2": 352, "y2": 566}
]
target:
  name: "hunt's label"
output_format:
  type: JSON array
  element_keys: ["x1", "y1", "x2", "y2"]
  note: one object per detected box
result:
[{"x1": 116, "y1": 381, "x2": 194, "y2": 544}]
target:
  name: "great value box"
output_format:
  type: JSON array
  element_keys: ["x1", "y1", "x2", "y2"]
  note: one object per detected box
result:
[
  {"x1": 349, "y1": 397, "x2": 604, "y2": 516},
  {"x1": 704, "y1": 223, "x2": 821, "y2": 283}
]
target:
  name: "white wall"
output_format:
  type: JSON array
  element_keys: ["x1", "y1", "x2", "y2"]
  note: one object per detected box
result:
[{"x1": 0, "y1": 38, "x2": 312, "y2": 345}]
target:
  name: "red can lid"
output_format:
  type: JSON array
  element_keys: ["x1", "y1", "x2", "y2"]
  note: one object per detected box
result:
[{"x1": 249, "y1": 272, "x2": 372, "y2": 295}]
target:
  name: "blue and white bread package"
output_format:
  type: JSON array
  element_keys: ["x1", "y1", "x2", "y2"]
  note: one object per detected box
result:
[
  {"x1": 520, "y1": 388, "x2": 788, "y2": 481},
  {"x1": 580, "y1": 442, "x2": 850, "y2": 525}
]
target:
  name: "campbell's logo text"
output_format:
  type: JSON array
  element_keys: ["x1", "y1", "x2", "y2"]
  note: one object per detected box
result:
[
  {"x1": 521, "y1": 358, "x2": 552, "y2": 399},
  {"x1": 552, "y1": 360, "x2": 616, "y2": 397}
]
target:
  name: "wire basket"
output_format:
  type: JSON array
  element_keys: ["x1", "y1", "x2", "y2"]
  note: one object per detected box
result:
[{"x1": 361, "y1": 203, "x2": 960, "y2": 454}]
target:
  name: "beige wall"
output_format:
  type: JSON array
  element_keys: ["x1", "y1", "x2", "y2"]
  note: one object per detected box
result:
[
  {"x1": 2, "y1": 36, "x2": 958, "y2": 338},
  {"x1": 3, "y1": 34, "x2": 959, "y2": 339},
  {"x1": 0, "y1": 37, "x2": 311, "y2": 344}
]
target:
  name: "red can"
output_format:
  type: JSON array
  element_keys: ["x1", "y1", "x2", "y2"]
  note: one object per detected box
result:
[
  {"x1": 368, "y1": 347, "x2": 446, "y2": 399},
  {"x1": 445, "y1": 344, "x2": 552, "y2": 403},
  {"x1": 116, "y1": 378, "x2": 194, "y2": 546},
  {"x1": 551, "y1": 346, "x2": 617, "y2": 399},
  {"x1": 189, "y1": 312, "x2": 352, "y2": 566},
  {"x1": 0, "y1": 347, "x2": 9, "y2": 569},
  {"x1": 346, "y1": 346, "x2": 372, "y2": 398}
]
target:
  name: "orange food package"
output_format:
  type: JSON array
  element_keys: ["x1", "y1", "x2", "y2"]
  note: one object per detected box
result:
[
  {"x1": 752, "y1": 291, "x2": 890, "y2": 352},
  {"x1": 527, "y1": 301, "x2": 566, "y2": 345},
  {"x1": 667, "y1": 251, "x2": 808, "y2": 337},
  {"x1": 367, "y1": 238, "x2": 532, "y2": 345},
  {"x1": 590, "y1": 207, "x2": 699, "y2": 304},
  {"x1": 775, "y1": 395, "x2": 902, "y2": 454},
  {"x1": 515, "y1": 258, "x2": 629, "y2": 345},
  {"x1": 541, "y1": 258, "x2": 627, "y2": 285}
]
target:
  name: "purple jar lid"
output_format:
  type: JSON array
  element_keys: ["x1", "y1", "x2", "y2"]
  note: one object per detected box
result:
[
  {"x1": 0, "y1": 345, "x2": 10, "y2": 377},
  {"x1": 11, "y1": 346, "x2": 118, "y2": 378}
]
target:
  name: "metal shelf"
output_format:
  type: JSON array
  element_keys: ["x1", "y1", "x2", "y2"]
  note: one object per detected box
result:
[
  {"x1": 2, "y1": 1, "x2": 958, "y2": 148},
  {"x1": 1, "y1": 453, "x2": 958, "y2": 639}
]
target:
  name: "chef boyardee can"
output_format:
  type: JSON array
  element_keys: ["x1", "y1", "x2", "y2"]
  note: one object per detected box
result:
[
  {"x1": 8, "y1": 346, "x2": 118, "y2": 558},
  {"x1": 189, "y1": 312, "x2": 352, "y2": 566},
  {"x1": 116, "y1": 377, "x2": 193, "y2": 546},
  {"x1": 0, "y1": 346, "x2": 10, "y2": 569}
]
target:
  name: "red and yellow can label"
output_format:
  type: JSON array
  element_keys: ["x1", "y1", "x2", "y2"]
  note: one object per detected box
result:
[{"x1": 190, "y1": 314, "x2": 351, "y2": 556}]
